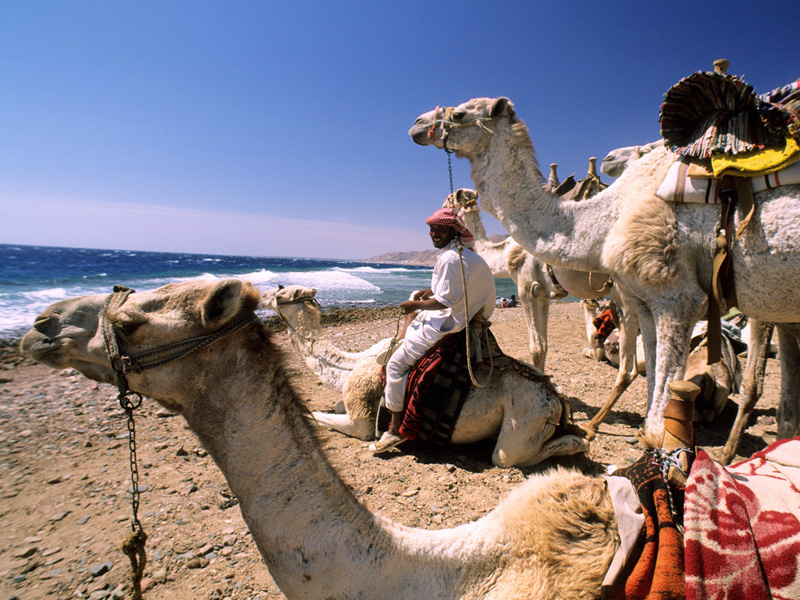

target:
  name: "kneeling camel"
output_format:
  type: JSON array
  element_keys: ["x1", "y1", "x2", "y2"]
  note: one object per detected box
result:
[{"x1": 262, "y1": 284, "x2": 588, "y2": 467}]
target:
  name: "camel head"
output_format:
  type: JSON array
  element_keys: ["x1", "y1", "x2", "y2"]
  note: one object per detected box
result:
[
  {"x1": 442, "y1": 188, "x2": 478, "y2": 210},
  {"x1": 20, "y1": 279, "x2": 261, "y2": 413},
  {"x1": 409, "y1": 97, "x2": 516, "y2": 158},
  {"x1": 600, "y1": 140, "x2": 665, "y2": 178},
  {"x1": 261, "y1": 285, "x2": 321, "y2": 337}
]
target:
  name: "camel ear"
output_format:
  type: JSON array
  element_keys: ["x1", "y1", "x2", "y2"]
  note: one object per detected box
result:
[
  {"x1": 201, "y1": 279, "x2": 259, "y2": 327},
  {"x1": 491, "y1": 97, "x2": 512, "y2": 118}
]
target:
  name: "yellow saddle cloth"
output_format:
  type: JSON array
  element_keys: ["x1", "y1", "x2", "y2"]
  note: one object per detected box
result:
[{"x1": 711, "y1": 136, "x2": 800, "y2": 177}]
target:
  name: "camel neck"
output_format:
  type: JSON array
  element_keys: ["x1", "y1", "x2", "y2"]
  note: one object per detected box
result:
[
  {"x1": 469, "y1": 122, "x2": 613, "y2": 272},
  {"x1": 181, "y1": 327, "x2": 471, "y2": 599}
]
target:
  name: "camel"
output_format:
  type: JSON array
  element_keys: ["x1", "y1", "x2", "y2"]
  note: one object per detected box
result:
[
  {"x1": 602, "y1": 140, "x2": 800, "y2": 463},
  {"x1": 409, "y1": 96, "x2": 800, "y2": 442},
  {"x1": 261, "y1": 284, "x2": 589, "y2": 467},
  {"x1": 20, "y1": 280, "x2": 619, "y2": 600}
]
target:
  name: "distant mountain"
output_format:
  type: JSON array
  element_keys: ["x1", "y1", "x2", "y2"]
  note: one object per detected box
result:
[
  {"x1": 366, "y1": 234, "x2": 509, "y2": 267},
  {"x1": 365, "y1": 249, "x2": 438, "y2": 267}
]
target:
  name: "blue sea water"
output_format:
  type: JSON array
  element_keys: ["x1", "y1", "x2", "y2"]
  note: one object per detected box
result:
[{"x1": 0, "y1": 244, "x2": 518, "y2": 337}]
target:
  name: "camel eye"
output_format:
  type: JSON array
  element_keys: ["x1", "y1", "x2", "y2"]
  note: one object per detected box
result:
[{"x1": 452, "y1": 110, "x2": 466, "y2": 121}]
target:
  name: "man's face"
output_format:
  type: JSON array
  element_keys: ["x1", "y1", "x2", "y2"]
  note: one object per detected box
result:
[{"x1": 429, "y1": 224, "x2": 457, "y2": 249}]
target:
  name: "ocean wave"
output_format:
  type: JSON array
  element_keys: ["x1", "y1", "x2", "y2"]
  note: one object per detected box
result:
[{"x1": 336, "y1": 266, "x2": 429, "y2": 274}]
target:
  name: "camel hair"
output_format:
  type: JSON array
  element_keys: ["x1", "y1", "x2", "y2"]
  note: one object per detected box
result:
[
  {"x1": 20, "y1": 279, "x2": 618, "y2": 600},
  {"x1": 441, "y1": 188, "x2": 641, "y2": 440},
  {"x1": 600, "y1": 140, "x2": 800, "y2": 464},
  {"x1": 409, "y1": 96, "x2": 800, "y2": 442},
  {"x1": 261, "y1": 284, "x2": 589, "y2": 468}
]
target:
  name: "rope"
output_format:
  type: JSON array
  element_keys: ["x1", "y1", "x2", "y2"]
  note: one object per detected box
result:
[
  {"x1": 588, "y1": 272, "x2": 612, "y2": 294},
  {"x1": 121, "y1": 528, "x2": 148, "y2": 600},
  {"x1": 273, "y1": 299, "x2": 400, "y2": 344},
  {"x1": 457, "y1": 241, "x2": 493, "y2": 388}
]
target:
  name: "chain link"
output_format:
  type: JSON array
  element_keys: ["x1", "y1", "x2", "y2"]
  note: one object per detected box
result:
[
  {"x1": 446, "y1": 149, "x2": 454, "y2": 196},
  {"x1": 119, "y1": 392, "x2": 144, "y2": 532}
]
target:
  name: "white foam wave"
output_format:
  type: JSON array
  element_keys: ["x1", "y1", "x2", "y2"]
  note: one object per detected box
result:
[{"x1": 336, "y1": 266, "x2": 428, "y2": 274}]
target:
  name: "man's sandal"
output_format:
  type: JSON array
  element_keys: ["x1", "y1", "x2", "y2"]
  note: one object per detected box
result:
[{"x1": 369, "y1": 431, "x2": 406, "y2": 454}]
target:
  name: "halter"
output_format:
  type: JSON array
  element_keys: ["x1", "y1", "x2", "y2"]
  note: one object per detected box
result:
[
  {"x1": 427, "y1": 105, "x2": 495, "y2": 152},
  {"x1": 101, "y1": 285, "x2": 260, "y2": 398}
]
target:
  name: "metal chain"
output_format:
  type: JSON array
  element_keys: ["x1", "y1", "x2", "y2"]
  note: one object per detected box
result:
[
  {"x1": 119, "y1": 391, "x2": 144, "y2": 532},
  {"x1": 118, "y1": 390, "x2": 148, "y2": 599},
  {"x1": 649, "y1": 448, "x2": 692, "y2": 535},
  {"x1": 446, "y1": 149, "x2": 454, "y2": 195}
]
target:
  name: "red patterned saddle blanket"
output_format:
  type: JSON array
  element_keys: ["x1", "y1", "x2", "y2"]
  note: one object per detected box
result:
[{"x1": 684, "y1": 437, "x2": 800, "y2": 599}]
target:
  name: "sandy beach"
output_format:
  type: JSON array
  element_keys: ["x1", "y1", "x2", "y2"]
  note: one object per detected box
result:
[{"x1": 0, "y1": 301, "x2": 782, "y2": 600}]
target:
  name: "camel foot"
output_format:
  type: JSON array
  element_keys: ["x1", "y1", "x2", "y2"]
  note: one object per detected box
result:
[{"x1": 578, "y1": 423, "x2": 597, "y2": 441}]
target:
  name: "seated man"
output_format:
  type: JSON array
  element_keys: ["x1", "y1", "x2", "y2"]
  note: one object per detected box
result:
[{"x1": 370, "y1": 207, "x2": 496, "y2": 453}]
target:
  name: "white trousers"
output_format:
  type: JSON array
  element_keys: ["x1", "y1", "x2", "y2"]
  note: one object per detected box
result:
[{"x1": 384, "y1": 320, "x2": 445, "y2": 412}]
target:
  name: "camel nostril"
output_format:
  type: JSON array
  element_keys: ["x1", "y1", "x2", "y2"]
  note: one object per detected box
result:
[{"x1": 33, "y1": 313, "x2": 59, "y2": 335}]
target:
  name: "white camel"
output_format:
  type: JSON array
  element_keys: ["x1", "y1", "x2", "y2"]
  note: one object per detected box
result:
[
  {"x1": 442, "y1": 187, "x2": 613, "y2": 368},
  {"x1": 601, "y1": 141, "x2": 800, "y2": 463},
  {"x1": 20, "y1": 279, "x2": 619, "y2": 600},
  {"x1": 261, "y1": 284, "x2": 589, "y2": 468},
  {"x1": 409, "y1": 96, "x2": 800, "y2": 442}
]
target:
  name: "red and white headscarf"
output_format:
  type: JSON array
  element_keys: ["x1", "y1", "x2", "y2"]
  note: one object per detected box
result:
[{"x1": 425, "y1": 207, "x2": 475, "y2": 249}]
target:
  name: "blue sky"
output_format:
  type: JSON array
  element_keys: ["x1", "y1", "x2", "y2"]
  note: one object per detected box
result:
[{"x1": 1, "y1": 1, "x2": 798, "y2": 260}]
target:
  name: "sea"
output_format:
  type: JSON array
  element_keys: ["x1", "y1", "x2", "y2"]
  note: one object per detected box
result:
[{"x1": 0, "y1": 244, "x2": 518, "y2": 338}]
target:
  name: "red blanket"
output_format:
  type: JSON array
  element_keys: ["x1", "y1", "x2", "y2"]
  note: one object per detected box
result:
[
  {"x1": 398, "y1": 332, "x2": 471, "y2": 444},
  {"x1": 684, "y1": 437, "x2": 800, "y2": 600}
]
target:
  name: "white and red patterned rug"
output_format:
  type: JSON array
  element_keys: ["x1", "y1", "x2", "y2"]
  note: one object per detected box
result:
[{"x1": 685, "y1": 437, "x2": 800, "y2": 599}]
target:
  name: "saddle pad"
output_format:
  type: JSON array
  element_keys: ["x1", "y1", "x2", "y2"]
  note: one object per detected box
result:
[
  {"x1": 657, "y1": 155, "x2": 800, "y2": 204},
  {"x1": 398, "y1": 331, "x2": 472, "y2": 444},
  {"x1": 684, "y1": 437, "x2": 800, "y2": 600},
  {"x1": 712, "y1": 136, "x2": 800, "y2": 177}
]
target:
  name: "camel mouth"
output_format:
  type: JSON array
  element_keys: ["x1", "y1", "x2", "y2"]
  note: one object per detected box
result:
[
  {"x1": 20, "y1": 329, "x2": 62, "y2": 364},
  {"x1": 409, "y1": 123, "x2": 434, "y2": 146}
]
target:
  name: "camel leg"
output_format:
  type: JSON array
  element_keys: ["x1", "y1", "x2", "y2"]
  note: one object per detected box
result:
[
  {"x1": 777, "y1": 324, "x2": 800, "y2": 439},
  {"x1": 720, "y1": 319, "x2": 773, "y2": 464},
  {"x1": 311, "y1": 412, "x2": 375, "y2": 441},
  {"x1": 643, "y1": 296, "x2": 706, "y2": 441},
  {"x1": 515, "y1": 273, "x2": 549, "y2": 370},
  {"x1": 637, "y1": 303, "x2": 658, "y2": 408},
  {"x1": 515, "y1": 434, "x2": 590, "y2": 468},
  {"x1": 490, "y1": 397, "x2": 569, "y2": 467},
  {"x1": 581, "y1": 290, "x2": 641, "y2": 439}
]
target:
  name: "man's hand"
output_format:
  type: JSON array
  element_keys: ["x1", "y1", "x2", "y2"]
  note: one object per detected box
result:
[
  {"x1": 412, "y1": 288, "x2": 433, "y2": 301},
  {"x1": 400, "y1": 297, "x2": 447, "y2": 314}
]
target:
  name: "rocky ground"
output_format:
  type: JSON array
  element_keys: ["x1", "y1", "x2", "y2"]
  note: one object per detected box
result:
[{"x1": 0, "y1": 302, "x2": 781, "y2": 600}]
